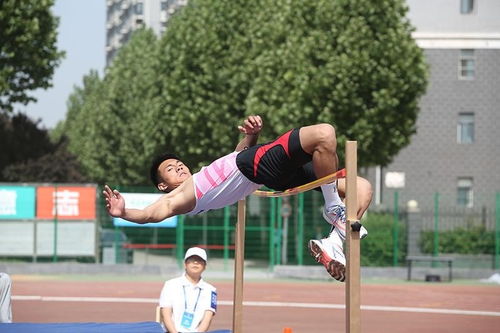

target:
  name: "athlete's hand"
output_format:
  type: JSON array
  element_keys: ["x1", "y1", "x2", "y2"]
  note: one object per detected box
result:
[
  {"x1": 103, "y1": 185, "x2": 125, "y2": 217},
  {"x1": 238, "y1": 115, "x2": 263, "y2": 136}
]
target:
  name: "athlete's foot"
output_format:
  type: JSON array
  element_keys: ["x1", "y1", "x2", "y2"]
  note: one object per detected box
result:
[
  {"x1": 308, "y1": 237, "x2": 346, "y2": 282},
  {"x1": 322, "y1": 204, "x2": 346, "y2": 227},
  {"x1": 323, "y1": 204, "x2": 368, "y2": 240}
]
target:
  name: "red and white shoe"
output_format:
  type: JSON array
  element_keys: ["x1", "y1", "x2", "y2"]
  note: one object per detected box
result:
[{"x1": 308, "y1": 235, "x2": 346, "y2": 282}]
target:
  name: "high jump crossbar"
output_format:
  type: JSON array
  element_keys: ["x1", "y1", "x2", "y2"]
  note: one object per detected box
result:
[{"x1": 232, "y1": 141, "x2": 361, "y2": 333}]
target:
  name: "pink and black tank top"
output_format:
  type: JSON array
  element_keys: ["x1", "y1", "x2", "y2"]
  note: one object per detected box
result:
[
  {"x1": 188, "y1": 152, "x2": 262, "y2": 216},
  {"x1": 188, "y1": 128, "x2": 314, "y2": 215}
]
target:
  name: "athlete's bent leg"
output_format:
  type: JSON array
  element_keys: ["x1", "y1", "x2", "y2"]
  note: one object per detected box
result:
[
  {"x1": 337, "y1": 176, "x2": 373, "y2": 219},
  {"x1": 298, "y1": 124, "x2": 338, "y2": 178}
]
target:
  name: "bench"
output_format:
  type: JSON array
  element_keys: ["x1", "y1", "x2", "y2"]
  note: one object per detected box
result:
[{"x1": 406, "y1": 256, "x2": 454, "y2": 282}]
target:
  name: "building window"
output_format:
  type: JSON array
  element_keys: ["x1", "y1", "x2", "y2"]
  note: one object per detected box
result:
[
  {"x1": 457, "y1": 113, "x2": 474, "y2": 144},
  {"x1": 459, "y1": 49, "x2": 475, "y2": 79},
  {"x1": 135, "y1": 2, "x2": 143, "y2": 15},
  {"x1": 457, "y1": 178, "x2": 473, "y2": 207},
  {"x1": 460, "y1": 0, "x2": 474, "y2": 14}
]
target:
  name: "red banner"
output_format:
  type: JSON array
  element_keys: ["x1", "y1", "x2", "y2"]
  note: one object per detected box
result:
[{"x1": 36, "y1": 186, "x2": 96, "y2": 220}]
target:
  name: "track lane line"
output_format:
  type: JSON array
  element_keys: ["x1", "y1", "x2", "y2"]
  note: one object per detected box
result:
[{"x1": 12, "y1": 296, "x2": 500, "y2": 317}]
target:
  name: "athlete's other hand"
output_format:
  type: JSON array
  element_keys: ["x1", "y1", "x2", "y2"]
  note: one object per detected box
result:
[
  {"x1": 238, "y1": 115, "x2": 263, "y2": 136},
  {"x1": 103, "y1": 185, "x2": 125, "y2": 217}
]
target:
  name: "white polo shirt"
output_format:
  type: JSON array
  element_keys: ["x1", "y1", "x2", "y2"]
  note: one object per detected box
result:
[{"x1": 159, "y1": 274, "x2": 217, "y2": 332}]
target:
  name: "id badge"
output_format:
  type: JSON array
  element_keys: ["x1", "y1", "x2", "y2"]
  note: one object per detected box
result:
[{"x1": 181, "y1": 311, "x2": 194, "y2": 329}]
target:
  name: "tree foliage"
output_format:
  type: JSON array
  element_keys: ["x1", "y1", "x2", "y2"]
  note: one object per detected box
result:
[
  {"x1": 63, "y1": 29, "x2": 161, "y2": 185},
  {"x1": 158, "y1": 0, "x2": 427, "y2": 168},
  {"x1": 0, "y1": 0, "x2": 64, "y2": 111},
  {"x1": 3, "y1": 137, "x2": 86, "y2": 183},
  {"x1": 155, "y1": 1, "x2": 260, "y2": 170},
  {"x1": 0, "y1": 112, "x2": 54, "y2": 180},
  {"x1": 421, "y1": 226, "x2": 495, "y2": 255},
  {"x1": 62, "y1": 70, "x2": 108, "y2": 183},
  {"x1": 0, "y1": 113, "x2": 85, "y2": 182},
  {"x1": 63, "y1": 0, "x2": 427, "y2": 185}
]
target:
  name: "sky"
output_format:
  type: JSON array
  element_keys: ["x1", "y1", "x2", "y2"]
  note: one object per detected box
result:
[{"x1": 19, "y1": 0, "x2": 106, "y2": 129}]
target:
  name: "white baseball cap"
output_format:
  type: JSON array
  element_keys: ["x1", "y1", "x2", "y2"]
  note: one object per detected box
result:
[{"x1": 184, "y1": 247, "x2": 207, "y2": 263}]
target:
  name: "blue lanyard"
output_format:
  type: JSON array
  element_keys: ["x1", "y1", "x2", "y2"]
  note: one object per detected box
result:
[{"x1": 183, "y1": 285, "x2": 202, "y2": 312}]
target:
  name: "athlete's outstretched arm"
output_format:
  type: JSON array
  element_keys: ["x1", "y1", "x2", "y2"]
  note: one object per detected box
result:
[
  {"x1": 103, "y1": 185, "x2": 173, "y2": 223},
  {"x1": 234, "y1": 115, "x2": 263, "y2": 152},
  {"x1": 103, "y1": 179, "x2": 196, "y2": 223}
]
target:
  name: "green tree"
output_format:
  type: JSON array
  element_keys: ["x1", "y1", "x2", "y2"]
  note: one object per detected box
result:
[
  {"x1": 98, "y1": 28, "x2": 162, "y2": 185},
  {"x1": 158, "y1": 0, "x2": 427, "y2": 168},
  {"x1": 0, "y1": 112, "x2": 85, "y2": 183},
  {"x1": 63, "y1": 29, "x2": 161, "y2": 185},
  {"x1": 3, "y1": 137, "x2": 87, "y2": 183},
  {"x1": 61, "y1": 0, "x2": 428, "y2": 185},
  {"x1": 0, "y1": 0, "x2": 64, "y2": 111},
  {"x1": 62, "y1": 70, "x2": 109, "y2": 183},
  {"x1": 156, "y1": 0, "x2": 263, "y2": 170},
  {"x1": 0, "y1": 112, "x2": 54, "y2": 180}
]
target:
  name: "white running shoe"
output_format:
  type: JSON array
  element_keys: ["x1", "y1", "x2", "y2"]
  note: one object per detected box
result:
[
  {"x1": 308, "y1": 233, "x2": 346, "y2": 282},
  {"x1": 322, "y1": 204, "x2": 368, "y2": 240}
]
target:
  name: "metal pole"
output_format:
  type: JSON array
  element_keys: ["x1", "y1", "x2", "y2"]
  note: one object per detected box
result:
[
  {"x1": 297, "y1": 193, "x2": 304, "y2": 265},
  {"x1": 393, "y1": 191, "x2": 399, "y2": 267},
  {"x1": 176, "y1": 215, "x2": 185, "y2": 268},
  {"x1": 114, "y1": 226, "x2": 120, "y2": 263},
  {"x1": 202, "y1": 213, "x2": 208, "y2": 247},
  {"x1": 281, "y1": 197, "x2": 289, "y2": 265},
  {"x1": 269, "y1": 197, "x2": 276, "y2": 271},
  {"x1": 33, "y1": 219, "x2": 37, "y2": 263},
  {"x1": 433, "y1": 192, "x2": 439, "y2": 257},
  {"x1": 52, "y1": 185, "x2": 58, "y2": 263},
  {"x1": 495, "y1": 192, "x2": 500, "y2": 269}
]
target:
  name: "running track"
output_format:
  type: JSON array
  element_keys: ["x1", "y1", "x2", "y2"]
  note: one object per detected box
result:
[{"x1": 10, "y1": 276, "x2": 500, "y2": 333}]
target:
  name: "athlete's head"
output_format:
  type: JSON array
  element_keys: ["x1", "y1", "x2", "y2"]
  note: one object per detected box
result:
[{"x1": 150, "y1": 153, "x2": 191, "y2": 193}]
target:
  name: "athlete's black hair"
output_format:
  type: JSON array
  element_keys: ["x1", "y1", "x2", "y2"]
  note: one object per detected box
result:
[{"x1": 149, "y1": 152, "x2": 180, "y2": 191}]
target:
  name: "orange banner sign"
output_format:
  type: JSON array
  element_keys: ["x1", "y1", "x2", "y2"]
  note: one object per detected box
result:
[{"x1": 36, "y1": 186, "x2": 96, "y2": 220}]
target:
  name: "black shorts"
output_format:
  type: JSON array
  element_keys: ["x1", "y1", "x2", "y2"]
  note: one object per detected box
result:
[{"x1": 236, "y1": 128, "x2": 318, "y2": 191}]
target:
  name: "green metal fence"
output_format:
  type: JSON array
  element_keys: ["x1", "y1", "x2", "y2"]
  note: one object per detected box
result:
[
  {"x1": 97, "y1": 187, "x2": 500, "y2": 270},
  {"x1": 4, "y1": 182, "x2": 497, "y2": 269},
  {"x1": 388, "y1": 191, "x2": 500, "y2": 270},
  {"x1": 97, "y1": 186, "x2": 335, "y2": 268}
]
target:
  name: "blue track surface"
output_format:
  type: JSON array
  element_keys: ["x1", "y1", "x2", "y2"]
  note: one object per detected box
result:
[{"x1": 0, "y1": 322, "x2": 232, "y2": 333}]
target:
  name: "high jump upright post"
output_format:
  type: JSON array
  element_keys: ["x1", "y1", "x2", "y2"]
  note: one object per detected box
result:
[
  {"x1": 232, "y1": 199, "x2": 246, "y2": 333},
  {"x1": 345, "y1": 141, "x2": 361, "y2": 333}
]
